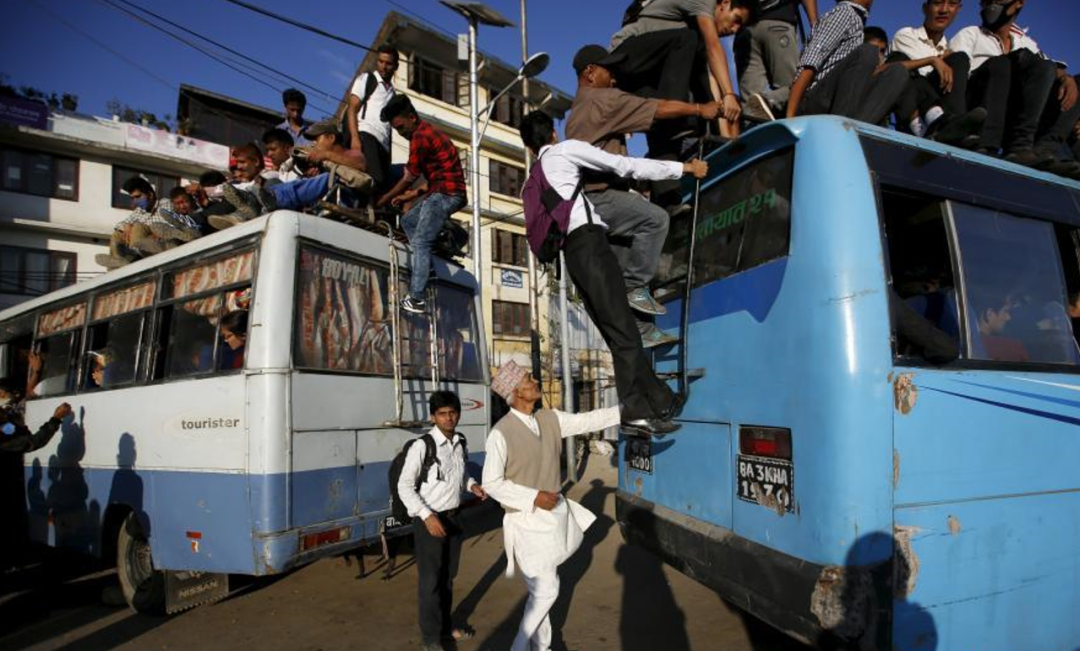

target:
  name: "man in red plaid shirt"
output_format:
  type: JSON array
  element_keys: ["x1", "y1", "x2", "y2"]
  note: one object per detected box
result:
[{"x1": 378, "y1": 95, "x2": 468, "y2": 314}]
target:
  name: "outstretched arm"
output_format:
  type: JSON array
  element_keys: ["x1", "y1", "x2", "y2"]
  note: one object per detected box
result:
[
  {"x1": 554, "y1": 406, "x2": 621, "y2": 438},
  {"x1": 695, "y1": 15, "x2": 741, "y2": 123},
  {"x1": 560, "y1": 140, "x2": 707, "y2": 183}
]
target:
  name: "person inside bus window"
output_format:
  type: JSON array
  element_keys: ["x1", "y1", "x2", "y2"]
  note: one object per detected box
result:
[
  {"x1": 219, "y1": 311, "x2": 248, "y2": 370},
  {"x1": 26, "y1": 348, "x2": 71, "y2": 399},
  {"x1": 974, "y1": 291, "x2": 1029, "y2": 362}
]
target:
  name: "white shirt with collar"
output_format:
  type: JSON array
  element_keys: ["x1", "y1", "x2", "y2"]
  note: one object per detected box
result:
[
  {"x1": 350, "y1": 72, "x2": 395, "y2": 151},
  {"x1": 483, "y1": 406, "x2": 620, "y2": 578},
  {"x1": 537, "y1": 141, "x2": 684, "y2": 236},
  {"x1": 892, "y1": 25, "x2": 950, "y2": 77},
  {"x1": 949, "y1": 24, "x2": 1045, "y2": 73},
  {"x1": 397, "y1": 426, "x2": 476, "y2": 520}
]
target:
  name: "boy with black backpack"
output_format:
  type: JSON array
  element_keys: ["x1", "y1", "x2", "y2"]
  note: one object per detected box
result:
[
  {"x1": 347, "y1": 45, "x2": 399, "y2": 195},
  {"x1": 519, "y1": 111, "x2": 707, "y2": 436},
  {"x1": 393, "y1": 391, "x2": 486, "y2": 651}
]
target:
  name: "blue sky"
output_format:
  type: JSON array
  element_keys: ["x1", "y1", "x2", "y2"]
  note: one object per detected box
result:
[{"x1": 3, "y1": 0, "x2": 1079, "y2": 132}]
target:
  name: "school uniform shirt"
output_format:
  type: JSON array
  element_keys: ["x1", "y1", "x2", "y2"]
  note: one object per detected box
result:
[
  {"x1": 610, "y1": 0, "x2": 717, "y2": 50},
  {"x1": 350, "y1": 72, "x2": 395, "y2": 151},
  {"x1": 796, "y1": 1, "x2": 868, "y2": 88},
  {"x1": 397, "y1": 427, "x2": 476, "y2": 520},
  {"x1": 891, "y1": 25, "x2": 951, "y2": 77},
  {"x1": 536, "y1": 140, "x2": 683, "y2": 235},
  {"x1": 949, "y1": 24, "x2": 1048, "y2": 73},
  {"x1": 482, "y1": 407, "x2": 620, "y2": 578}
]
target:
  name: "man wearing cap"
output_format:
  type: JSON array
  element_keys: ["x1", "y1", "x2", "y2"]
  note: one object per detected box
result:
[
  {"x1": 567, "y1": 45, "x2": 723, "y2": 349},
  {"x1": 482, "y1": 361, "x2": 620, "y2": 651},
  {"x1": 302, "y1": 118, "x2": 368, "y2": 175}
]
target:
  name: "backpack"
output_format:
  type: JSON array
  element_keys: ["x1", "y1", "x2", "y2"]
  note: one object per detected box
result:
[
  {"x1": 621, "y1": 0, "x2": 655, "y2": 26},
  {"x1": 341, "y1": 73, "x2": 382, "y2": 149},
  {"x1": 386, "y1": 433, "x2": 469, "y2": 526},
  {"x1": 520, "y1": 155, "x2": 593, "y2": 264}
]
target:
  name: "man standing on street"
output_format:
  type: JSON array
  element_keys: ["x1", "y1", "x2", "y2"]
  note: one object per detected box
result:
[
  {"x1": 482, "y1": 361, "x2": 621, "y2": 651},
  {"x1": 398, "y1": 390, "x2": 486, "y2": 651},
  {"x1": 348, "y1": 45, "x2": 399, "y2": 195}
]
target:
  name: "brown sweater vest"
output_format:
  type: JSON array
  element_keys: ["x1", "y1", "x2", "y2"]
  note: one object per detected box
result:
[{"x1": 498, "y1": 409, "x2": 562, "y2": 514}]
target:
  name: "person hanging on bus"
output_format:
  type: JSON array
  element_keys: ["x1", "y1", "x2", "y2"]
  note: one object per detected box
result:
[
  {"x1": 1, "y1": 402, "x2": 72, "y2": 455},
  {"x1": 377, "y1": 94, "x2": 469, "y2": 315},
  {"x1": 786, "y1": 0, "x2": 912, "y2": 126},
  {"x1": 519, "y1": 111, "x2": 709, "y2": 435},
  {"x1": 566, "y1": 45, "x2": 723, "y2": 348},
  {"x1": 606, "y1": 0, "x2": 758, "y2": 210},
  {"x1": 397, "y1": 390, "x2": 486, "y2": 651},
  {"x1": 735, "y1": 0, "x2": 818, "y2": 123},
  {"x1": 949, "y1": 0, "x2": 1080, "y2": 178},
  {"x1": 348, "y1": 44, "x2": 399, "y2": 196},
  {"x1": 482, "y1": 361, "x2": 621, "y2": 651},
  {"x1": 95, "y1": 176, "x2": 202, "y2": 270},
  {"x1": 218, "y1": 310, "x2": 248, "y2": 370}
]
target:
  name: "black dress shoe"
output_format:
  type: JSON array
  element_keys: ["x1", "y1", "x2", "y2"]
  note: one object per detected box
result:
[
  {"x1": 927, "y1": 107, "x2": 986, "y2": 146},
  {"x1": 1004, "y1": 149, "x2": 1055, "y2": 169},
  {"x1": 663, "y1": 392, "x2": 688, "y2": 420},
  {"x1": 622, "y1": 418, "x2": 681, "y2": 436}
]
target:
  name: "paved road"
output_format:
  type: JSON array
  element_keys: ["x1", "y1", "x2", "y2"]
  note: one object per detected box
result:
[{"x1": 1, "y1": 454, "x2": 812, "y2": 651}]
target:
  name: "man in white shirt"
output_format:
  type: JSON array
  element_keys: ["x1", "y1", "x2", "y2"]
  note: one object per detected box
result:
[
  {"x1": 950, "y1": 0, "x2": 1080, "y2": 172},
  {"x1": 260, "y1": 128, "x2": 303, "y2": 185},
  {"x1": 482, "y1": 361, "x2": 621, "y2": 651},
  {"x1": 398, "y1": 390, "x2": 486, "y2": 651},
  {"x1": 518, "y1": 111, "x2": 708, "y2": 435},
  {"x1": 890, "y1": 0, "x2": 986, "y2": 144},
  {"x1": 347, "y1": 45, "x2": 398, "y2": 195}
]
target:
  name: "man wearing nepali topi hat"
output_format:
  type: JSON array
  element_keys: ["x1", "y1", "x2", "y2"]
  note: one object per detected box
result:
[{"x1": 482, "y1": 360, "x2": 620, "y2": 651}]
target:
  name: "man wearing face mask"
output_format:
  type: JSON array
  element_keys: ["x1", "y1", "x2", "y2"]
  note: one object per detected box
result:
[
  {"x1": 96, "y1": 176, "x2": 202, "y2": 270},
  {"x1": 950, "y1": 0, "x2": 1080, "y2": 176}
]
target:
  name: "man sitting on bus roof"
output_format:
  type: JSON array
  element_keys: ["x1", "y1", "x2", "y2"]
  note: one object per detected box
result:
[
  {"x1": 95, "y1": 176, "x2": 202, "y2": 270},
  {"x1": 519, "y1": 111, "x2": 709, "y2": 435},
  {"x1": 566, "y1": 44, "x2": 723, "y2": 349},
  {"x1": 260, "y1": 128, "x2": 302, "y2": 185},
  {"x1": 949, "y1": 0, "x2": 1080, "y2": 177},
  {"x1": 377, "y1": 94, "x2": 469, "y2": 315},
  {"x1": 786, "y1": 0, "x2": 911, "y2": 126}
]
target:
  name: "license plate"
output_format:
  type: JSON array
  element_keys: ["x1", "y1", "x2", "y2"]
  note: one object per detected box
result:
[
  {"x1": 736, "y1": 455, "x2": 794, "y2": 513},
  {"x1": 626, "y1": 439, "x2": 653, "y2": 474}
]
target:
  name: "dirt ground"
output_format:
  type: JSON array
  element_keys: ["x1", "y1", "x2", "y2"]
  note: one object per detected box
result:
[{"x1": 0, "y1": 454, "x2": 811, "y2": 651}]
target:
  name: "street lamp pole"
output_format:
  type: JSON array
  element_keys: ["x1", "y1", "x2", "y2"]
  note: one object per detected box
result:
[
  {"x1": 520, "y1": 0, "x2": 543, "y2": 398},
  {"x1": 467, "y1": 17, "x2": 482, "y2": 281}
]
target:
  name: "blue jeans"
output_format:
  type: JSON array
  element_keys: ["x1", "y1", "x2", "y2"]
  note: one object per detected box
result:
[
  {"x1": 401, "y1": 192, "x2": 466, "y2": 300},
  {"x1": 267, "y1": 174, "x2": 329, "y2": 210}
]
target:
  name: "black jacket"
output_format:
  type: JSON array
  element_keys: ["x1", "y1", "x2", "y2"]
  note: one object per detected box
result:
[{"x1": 0, "y1": 417, "x2": 62, "y2": 454}]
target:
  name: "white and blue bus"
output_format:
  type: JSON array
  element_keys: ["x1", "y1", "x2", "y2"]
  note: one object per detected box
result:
[{"x1": 0, "y1": 212, "x2": 488, "y2": 613}]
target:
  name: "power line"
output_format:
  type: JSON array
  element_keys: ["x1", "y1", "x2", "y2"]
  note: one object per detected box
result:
[
  {"x1": 218, "y1": 0, "x2": 375, "y2": 52},
  {"x1": 111, "y1": 0, "x2": 338, "y2": 103},
  {"x1": 381, "y1": 0, "x2": 459, "y2": 39}
]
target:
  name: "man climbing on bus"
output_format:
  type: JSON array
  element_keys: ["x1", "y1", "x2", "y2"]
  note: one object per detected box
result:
[
  {"x1": 377, "y1": 94, "x2": 468, "y2": 315},
  {"x1": 397, "y1": 390, "x2": 486, "y2": 651},
  {"x1": 566, "y1": 44, "x2": 723, "y2": 348},
  {"x1": 519, "y1": 111, "x2": 708, "y2": 435},
  {"x1": 482, "y1": 361, "x2": 621, "y2": 651}
]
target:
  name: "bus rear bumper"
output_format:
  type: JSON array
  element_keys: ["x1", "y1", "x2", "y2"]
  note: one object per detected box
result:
[{"x1": 616, "y1": 490, "x2": 831, "y2": 646}]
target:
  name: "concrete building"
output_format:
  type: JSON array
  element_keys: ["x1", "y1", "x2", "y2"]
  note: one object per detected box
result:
[
  {"x1": 0, "y1": 95, "x2": 228, "y2": 311},
  {"x1": 348, "y1": 11, "x2": 612, "y2": 407}
]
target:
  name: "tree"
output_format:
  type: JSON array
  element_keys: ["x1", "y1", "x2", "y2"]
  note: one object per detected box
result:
[
  {"x1": 0, "y1": 74, "x2": 78, "y2": 111},
  {"x1": 105, "y1": 98, "x2": 173, "y2": 131}
]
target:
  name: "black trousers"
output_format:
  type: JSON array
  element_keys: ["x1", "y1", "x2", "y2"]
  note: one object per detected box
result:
[
  {"x1": 611, "y1": 28, "x2": 710, "y2": 207},
  {"x1": 967, "y1": 49, "x2": 1056, "y2": 152},
  {"x1": 413, "y1": 510, "x2": 463, "y2": 644},
  {"x1": 892, "y1": 51, "x2": 971, "y2": 125},
  {"x1": 1035, "y1": 73, "x2": 1080, "y2": 158},
  {"x1": 360, "y1": 132, "x2": 392, "y2": 196},
  {"x1": 564, "y1": 225, "x2": 674, "y2": 420},
  {"x1": 799, "y1": 44, "x2": 910, "y2": 126}
]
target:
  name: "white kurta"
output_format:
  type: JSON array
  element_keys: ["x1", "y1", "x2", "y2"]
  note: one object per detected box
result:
[{"x1": 482, "y1": 406, "x2": 621, "y2": 579}]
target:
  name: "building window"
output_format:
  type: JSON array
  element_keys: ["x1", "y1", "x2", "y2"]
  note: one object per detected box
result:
[
  {"x1": 0, "y1": 146, "x2": 78, "y2": 200},
  {"x1": 492, "y1": 230, "x2": 529, "y2": 267},
  {"x1": 111, "y1": 167, "x2": 180, "y2": 210},
  {"x1": 489, "y1": 159, "x2": 525, "y2": 197},
  {"x1": 492, "y1": 300, "x2": 530, "y2": 337},
  {"x1": 487, "y1": 88, "x2": 525, "y2": 128},
  {"x1": 0, "y1": 246, "x2": 77, "y2": 297},
  {"x1": 409, "y1": 56, "x2": 466, "y2": 107}
]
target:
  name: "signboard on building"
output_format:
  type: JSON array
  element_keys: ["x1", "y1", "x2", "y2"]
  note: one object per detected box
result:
[
  {"x1": 0, "y1": 96, "x2": 48, "y2": 130},
  {"x1": 125, "y1": 124, "x2": 229, "y2": 169},
  {"x1": 500, "y1": 269, "x2": 524, "y2": 289}
]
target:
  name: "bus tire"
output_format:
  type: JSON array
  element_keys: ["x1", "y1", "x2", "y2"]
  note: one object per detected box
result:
[{"x1": 116, "y1": 512, "x2": 166, "y2": 615}]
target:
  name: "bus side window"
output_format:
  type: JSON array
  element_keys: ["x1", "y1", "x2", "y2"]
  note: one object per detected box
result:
[
  {"x1": 30, "y1": 302, "x2": 86, "y2": 398},
  {"x1": 84, "y1": 281, "x2": 157, "y2": 391},
  {"x1": 1055, "y1": 226, "x2": 1080, "y2": 354},
  {"x1": 436, "y1": 285, "x2": 483, "y2": 382}
]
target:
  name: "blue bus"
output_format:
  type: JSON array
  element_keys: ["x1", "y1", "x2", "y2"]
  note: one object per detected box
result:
[{"x1": 619, "y1": 116, "x2": 1080, "y2": 650}]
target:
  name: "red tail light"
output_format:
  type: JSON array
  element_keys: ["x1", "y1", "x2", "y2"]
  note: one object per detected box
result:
[
  {"x1": 739, "y1": 426, "x2": 792, "y2": 460},
  {"x1": 299, "y1": 526, "x2": 350, "y2": 552}
]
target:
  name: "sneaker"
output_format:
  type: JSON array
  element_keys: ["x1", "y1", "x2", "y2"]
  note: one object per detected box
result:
[
  {"x1": 638, "y1": 321, "x2": 678, "y2": 348},
  {"x1": 628, "y1": 287, "x2": 666, "y2": 316},
  {"x1": 257, "y1": 186, "x2": 279, "y2": 213},
  {"x1": 208, "y1": 213, "x2": 247, "y2": 230},
  {"x1": 134, "y1": 237, "x2": 166, "y2": 255},
  {"x1": 1004, "y1": 148, "x2": 1055, "y2": 169},
  {"x1": 742, "y1": 93, "x2": 776, "y2": 123},
  {"x1": 149, "y1": 221, "x2": 199, "y2": 242},
  {"x1": 622, "y1": 418, "x2": 681, "y2": 437},
  {"x1": 95, "y1": 253, "x2": 133, "y2": 270},
  {"x1": 926, "y1": 107, "x2": 986, "y2": 146},
  {"x1": 666, "y1": 203, "x2": 693, "y2": 219},
  {"x1": 221, "y1": 184, "x2": 262, "y2": 221},
  {"x1": 401, "y1": 295, "x2": 427, "y2": 315}
]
